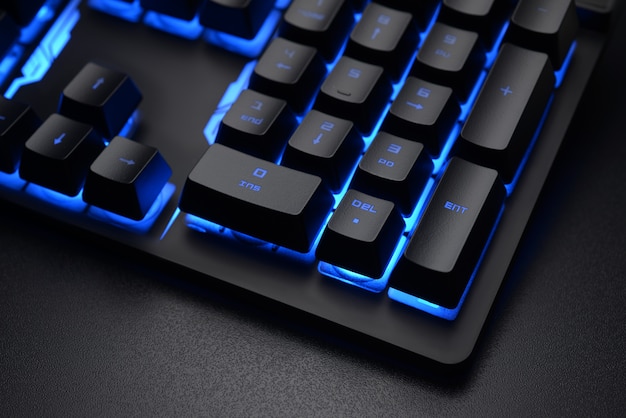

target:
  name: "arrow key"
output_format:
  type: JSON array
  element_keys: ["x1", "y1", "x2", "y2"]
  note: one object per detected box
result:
[
  {"x1": 83, "y1": 136, "x2": 172, "y2": 220},
  {"x1": 382, "y1": 77, "x2": 460, "y2": 156},
  {"x1": 59, "y1": 62, "x2": 142, "y2": 138},
  {"x1": 19, "y1": 114, "x2": 104, "y2": 196}
]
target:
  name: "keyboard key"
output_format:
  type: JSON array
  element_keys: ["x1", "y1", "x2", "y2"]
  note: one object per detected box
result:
[
  {"x1": 389, "y1": 157, "x2": 505, "y2": 309},
  {"x1": 438, "y1": 0, "x2": 513, "y2": 48},
  {"x1": 19, "y1": 114, "x2": 104, "y2": 196},
  {"x1": 505, "y1": 0, "x2": 578, "y2": 68},
  {"x1": 344, "y1": 3, "x2": 418, "y2": 81},
  {"x1": 350, "y1": 132, "x2": 432, "y2": 216},
  {"x1": 58, "y1": 62, "x2": 143, "y2": 139},
  {"x1": 375, "y1": 0, "x2": 439, "y2": 29},
  {"x1": 282, "y1": 110, "x2": 363, "y2": 193},
  {"x1": 456, "y1": 43, "x2": 555, "y2": 182},
  {"x1": 83, "y1": 136, "x2": 172, "y2": 220},
  {"x1": 179, "y1": 144, "x2": 334, "y2": 253},
  {"x1": 0, "y1": 0, "x2": 46, "y2": 25},
  {"x1": 0, "y1": 97, "x2": 41, "y2": 174},
  {"x1": 381, "y1": 77, "x2": 460, "y2": 156},
  {"x1": 279, "y1": 0, "x2": 355, "y2": 62},
  {"x1": 199, "y1": 0, "x2": 275, "y2": 39},
  {"x1": 411, "y1": 23, "x2": 486, "y2": 101},
  {"x1": 315, "y1": 56, "x2": 392, "y2": 135},
  {"x1": 248, "y1": 37, "x2": 326, "y2": 114},
  {"x1": 216, "y1": 89, "x2": 297, "y2": 162},
  {"x1": 140, "y1": 0, "x2": 202, "y2": 21},
  {"x1": 316, "y1": 189, "x2": 405, "y2": 278}
]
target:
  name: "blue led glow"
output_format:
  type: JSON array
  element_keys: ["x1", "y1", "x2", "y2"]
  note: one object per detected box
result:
[
  {"x1": 0, "y1": 169, "x2": 27, "y2": 191},
  {"x1": 184, "y1": 214, "x2": 319, "y2": 264},
  {"x1": 204, "y1": 10, "x2": 282, "y2": 58},
  {"x1": 203, "y1": 61, "x2": 256, "y2": 145},
  {"x1": 388, "y1": 204, "x2": 506, "y2": 320},
  {"x1": 555, "y1": 41, "x2": 576, "y2": 88},
  {"x1": 87, "y1": 0, "x2": 143, "y2": 22},
  {"x1": 117, "y1": 109, "x2": 141, "y2": 139},
  {"x1": 4, "y1": 0, "x2": 81, "y2": 99},
  {"x1": 318, "y1": 234, "x2": 407, "y2": 293},
  {"x1": 87, "y1": 182, "x2": 176, "y2": 233},
  {"x1": 143, "y1": 11, "x2": 204, "y2": 40},
  {"x1": 18, "y1": 0, "x2": 61, "y2": 44},
  {"x1": 25, "y1": 183, "x2": 88, "y2": 213}
]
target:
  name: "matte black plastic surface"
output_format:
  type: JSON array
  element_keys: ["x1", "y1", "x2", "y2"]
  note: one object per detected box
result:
[{"x1": 1, "y1": 3, "x2": 625, "y2": 416}]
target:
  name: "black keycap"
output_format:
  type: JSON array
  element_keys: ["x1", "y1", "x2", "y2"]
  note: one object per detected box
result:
[
  {"x1": 199, "y1": 0, "x2": 274, "y2": 40},
  {"x1": 411, "y1": 23, "x2": 486, "y2": 102},
  {"x1": 19, "y1": 114, "x2": 105, "y2": 196},
  {"x1": 0, "y1": 0, "x2": 46, "y2": 25},
  {"x1": 456, "y1": 43, "x2": 555, "y2": 182},
  {"x1": 505, "y1": 0, "x2": 578, "y2": 68},
  {"x1": 58, "y1": 62, "x2": 142, "y2": 139},
  {"x1": 279, "y1": 0, "x2": 354, "y2": 62},
  {"x1": 381, "y1": 77, "x2": 460, "y2": 156},
  {"x1": 314, "y1": 56, "x2": 392, "y2": 135},
  {"x1": 281, "y1": 110, "x2": 363, "y2": 192},
  {"x1": 316, "y1": 190, "x2": 405, "y2": 278},
  {"x1": 248, "y1": 37, "x2": 326, "y2": 114},
  {"x1": 389, "y1": 157, "x2": 505, "y2": 309},
  {"x1": 0, "y1": 97, "x2": 41, "y2": 174},
  {"x1": 375, "y1": 0, "x2": 439, "y2": 29},
  {"x1": 83, "y1": 136, "x2": 172, "y2": 220},
  {"x1": 179, "y1": 144, "x2": 334, "y2": 253},
  {"x1": 140, "y1": 0, "x2": 202, "y2": 21},
  {"x1": 216, "y1": 89, "x2": 297, "y2": 162},
  {"x1": 350, "y1": 132, "x2": 432, "y2": 216},
  {"x1": 0, "y1": 10, "x2": 19, "y2": 58},
  {"x1": 344, "y1": 3, "x2": 418, "y2": 81},
  {"x1": 438, "y1": 0, "x2": 513, "y2": 49}
]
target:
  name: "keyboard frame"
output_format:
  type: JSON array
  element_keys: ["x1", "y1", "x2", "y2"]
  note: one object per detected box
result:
[{"x1": 0, "y1": 3, "x2": 607, "y2": 365}]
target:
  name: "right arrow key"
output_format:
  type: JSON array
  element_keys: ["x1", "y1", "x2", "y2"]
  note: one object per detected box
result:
[{"x1": 83, "y1": 136, "x2": 172, "y2": 220}]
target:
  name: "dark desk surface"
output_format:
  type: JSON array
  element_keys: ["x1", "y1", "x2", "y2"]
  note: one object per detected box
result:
[{"x1": 2, "y1": 10, "x2": 626, "y2": 417}]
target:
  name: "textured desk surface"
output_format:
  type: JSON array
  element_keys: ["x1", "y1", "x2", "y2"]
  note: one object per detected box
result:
[{"x1": 2, "y1": 10, "x2": 626, "y2": 417}]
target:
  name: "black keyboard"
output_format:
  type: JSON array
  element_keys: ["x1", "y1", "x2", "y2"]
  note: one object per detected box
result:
[{"x1": 0, "y1": 0, "x2": 616, "y2": 366}]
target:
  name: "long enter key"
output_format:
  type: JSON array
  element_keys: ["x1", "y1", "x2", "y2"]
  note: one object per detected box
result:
[
  {"x1": 456, "y1": 43, "x2": 555, "y2": 182},
  {"x1": 389, "y1": 157, "x2": 505, "y2": 310}
]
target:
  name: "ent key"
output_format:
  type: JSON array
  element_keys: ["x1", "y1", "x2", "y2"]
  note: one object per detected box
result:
[{"x1": 389, "y1": 157, "x2": 505, "y2": 309}]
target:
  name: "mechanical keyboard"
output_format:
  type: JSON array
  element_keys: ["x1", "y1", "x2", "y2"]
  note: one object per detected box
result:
[{"x1": 0, "y1": 0, "x2": 618, "y2": 366}]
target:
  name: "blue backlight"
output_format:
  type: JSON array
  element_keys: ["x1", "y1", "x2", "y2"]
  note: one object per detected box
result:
[
  {"x1": 143, "y1": 12, "x2": 204, "y2": 40},
  {"x1": 87, "y1": 0, "x2": 143, "y2": 22},
  {"x1": 88, "y1": 182, "x2": 176, "y2": 233},
  {"x1": 4, "y1": 0, "x2": 81, "y2": 99},
  {"x1": 204, "y1": 10, "x2": 282, "y2": 58}
]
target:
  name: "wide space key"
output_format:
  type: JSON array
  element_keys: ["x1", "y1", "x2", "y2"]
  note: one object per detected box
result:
[
  {"x1": 179, "y1": 144, "x2": 334, "y2": 253},
  {"x1": 389, "y1": 157, "x2": 505, "y2": 310}
]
